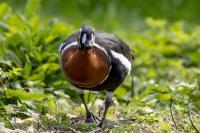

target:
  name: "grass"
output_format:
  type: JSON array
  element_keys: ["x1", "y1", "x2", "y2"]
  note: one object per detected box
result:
[{"x1": 0, "y1": 0, "x2": 200, "y2": 132}]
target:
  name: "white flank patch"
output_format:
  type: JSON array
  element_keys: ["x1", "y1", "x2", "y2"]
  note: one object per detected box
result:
[
  {"x1": 111, "y1": 50, "x2": 131, "y2": 75},
  {"x1": 60, "y1": 42, "x2": 78, "y2": 56}
]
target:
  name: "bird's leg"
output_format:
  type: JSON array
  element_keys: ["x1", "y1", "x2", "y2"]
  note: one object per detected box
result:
[
  {"x1": 78, "y1": 90, "x2": 100, "y2": 123},
  {"x1": 98, "y1": 91, "x2": 113, "y2": 128}
]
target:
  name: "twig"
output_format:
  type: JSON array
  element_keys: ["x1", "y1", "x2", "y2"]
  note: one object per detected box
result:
[
  {"x1": 87, "y1": 91, "x2": 91, "y2": 104},
  {"x1": 130, "y1": 54, "x2": 134, "y2": 98},
  {"x1": 169, "y1": 98, "x2": 179, "y2": 131},
  {"x1": 98, "y1": 110, "x2": 101, "y2": 118},
  {"x1": 131, "y1": 68, "x2": 134, "y2": 98},
  {"x1": 89, "y1": 127, "x2": 103, "y2": 133},
  {"x1": 188, "y1": 109, "x2": 200, "y2": 133},
  {"x1": 6, "y1": 118, "x2": 16, "y2": 130},
  {"x1": 89, "y1": 95, "x2": 97, "y2": 108},
  {"x1": 36, "y1": 118, "x2": 46, "y2": 130},
  {"x1": 68, "y1": 127, "x2": 81, "y2": 133},
  {"x1": 116, "y1": 118, "x2": 136, "y2": 124},
  {"x1": 91, "y1": 111, "x2": 101, "y2": 122}
]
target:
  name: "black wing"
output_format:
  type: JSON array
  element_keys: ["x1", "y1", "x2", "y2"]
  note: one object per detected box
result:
[
  {"x1": 95, "y1": 30, "x2": 132, "y2": 61},
  {"x1": 59, "y1": 32, "x2": 78, "y2": 54}
]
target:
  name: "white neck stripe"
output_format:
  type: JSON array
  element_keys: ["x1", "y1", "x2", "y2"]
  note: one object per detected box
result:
[
  {"x1": 60, "y1": 42, "x2": 78, "y2": 56},
  {"x1": 93, "y1": 43, "x2": 108, "y2": 57}
]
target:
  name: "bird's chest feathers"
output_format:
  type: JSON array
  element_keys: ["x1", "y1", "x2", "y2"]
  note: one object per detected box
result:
[{"x1": 61, "y1": 47, "x2": 110, "y2": 88}]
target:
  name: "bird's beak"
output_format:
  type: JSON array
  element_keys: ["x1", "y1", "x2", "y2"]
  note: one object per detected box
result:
[{"x1": 84, "y1": 41, "x2": 92, "y2": 49}]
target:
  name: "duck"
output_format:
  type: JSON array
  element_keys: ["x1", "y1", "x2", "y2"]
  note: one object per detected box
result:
[{"x1": 59, "y1": 24, "x2": 133, "y2": 127}]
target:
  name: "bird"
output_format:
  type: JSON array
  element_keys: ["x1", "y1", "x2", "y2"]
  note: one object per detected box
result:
[{"x1": 59, "y1": 24, "x2": 132, "y2": 127}]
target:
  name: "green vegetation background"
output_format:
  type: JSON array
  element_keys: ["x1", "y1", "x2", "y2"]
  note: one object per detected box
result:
[{"x1": 0, "y1": 0, "x2": 200, "y2": 132}]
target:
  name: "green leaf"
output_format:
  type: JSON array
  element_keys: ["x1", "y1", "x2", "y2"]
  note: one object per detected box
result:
[
  {"x1": 158, "y1": 93, "x2": 172, "y2": 101},
  {"x1": 47, "y1": 97, "x2": 55, "y2": 114},
  {"x1": 25, "y1": 0, "x2": 41, "y2": 18},
  {"x1": 114, "y1": 87, "x2": 127, "y2": 99},
  {"x1": 5, "y1": 33, "x2": 23, "y2": 47},
  {"x1": 0, "y1": 3, "x2": 9, "y2": 20},
  {"x1": 23, "y1": 61, "x2": 32, "y2": 78},
  {"x1": 5, "y1": 89, "x2": 46, "y2": 101}
]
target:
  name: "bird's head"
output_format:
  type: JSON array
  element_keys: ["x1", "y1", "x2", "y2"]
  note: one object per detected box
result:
[{"x1": 77, "y1": 24, "x2": 95, "y2": 50}]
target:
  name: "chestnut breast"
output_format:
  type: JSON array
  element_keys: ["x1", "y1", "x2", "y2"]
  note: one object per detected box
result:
[{"x1": 61, "y1": 46, "x2": 110, "y2": 88}]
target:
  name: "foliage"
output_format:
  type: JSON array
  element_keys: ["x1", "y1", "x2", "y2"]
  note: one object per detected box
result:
[{"x1": 0, "y1": 0, "x2": 200, "y2": 132}]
